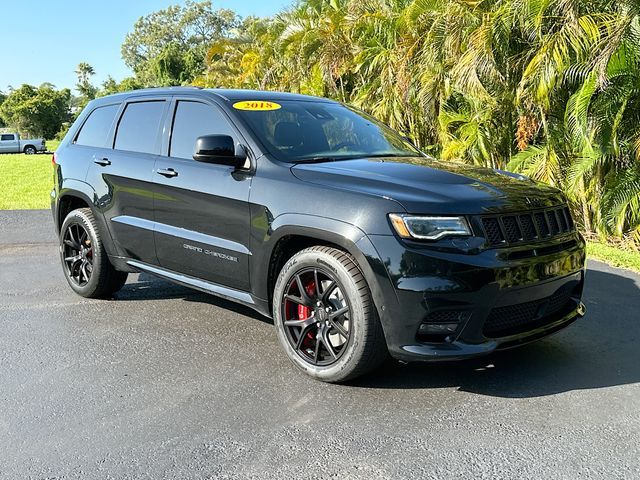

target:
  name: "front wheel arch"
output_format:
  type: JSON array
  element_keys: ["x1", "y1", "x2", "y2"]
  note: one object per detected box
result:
[
  {"x1": 256, "y1": 219, "x2": 397, "y2": 346},
  {"x1": 262, "y1": 221, "x2": 367, "y2": 312},
  {"x1": 267, "y1": 234, "x2": 345, "y2": 310}
]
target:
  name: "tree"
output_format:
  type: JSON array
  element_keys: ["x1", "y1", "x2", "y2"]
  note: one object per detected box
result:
[
  {"x1": 0, "y1": 91, "x2": 6, "y2": 128},
  {"x1": 195, "y1": 0, "x2": 640, "y2": 243},
  {"x1": 0, "y1": 84, "x2": 71, "y2": 138},
  {"x1": 75, "y1": 62, "x2": 98, "y2": 101},
  {"x1": 100, "y1": 76, "x2": 143, "y2": 96},
  {"x1": 121, "y1": 0, "x2": 239, "y2": 86}
]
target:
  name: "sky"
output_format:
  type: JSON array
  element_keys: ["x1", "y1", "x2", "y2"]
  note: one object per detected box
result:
[{"x1": 0, "y1": 0, "x2": 291, "y2": 94}]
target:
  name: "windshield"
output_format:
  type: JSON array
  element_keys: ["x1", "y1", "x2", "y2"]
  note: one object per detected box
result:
[{"x1": 232, "y1": 100, "x2": 422, "y2": 162}]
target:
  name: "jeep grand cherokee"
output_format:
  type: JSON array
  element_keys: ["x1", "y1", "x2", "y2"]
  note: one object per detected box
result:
[{"x1": 51, "y1": 88, "x2": 586, "y2": 382}]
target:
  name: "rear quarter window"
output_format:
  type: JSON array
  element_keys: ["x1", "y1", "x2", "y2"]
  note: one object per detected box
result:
[
  {"x1": 75, "y1": 104, "x2": 120, "y2": 147},
  {"x1": 114, "y1": 101, "x2": 166, "y2": 155}
]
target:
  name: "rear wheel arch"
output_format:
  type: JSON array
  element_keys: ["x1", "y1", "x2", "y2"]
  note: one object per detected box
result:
[
  {"x1": 56, "y1": 189, "x2": 118, "y2": 259},
  {"x1": 57, "y1": 194, "x2": 92, "y2": 232}
]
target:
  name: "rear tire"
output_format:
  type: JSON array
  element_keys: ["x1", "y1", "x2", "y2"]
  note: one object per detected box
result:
[
  {"x1": 273, "y1": 246, "x2": 387, "y2": 382},
  {"x1": 23, "y1": 145, "x2": 36, "y2": 155},
  {"x1": 59, "y1": 208, "x2": 128, "y2": 298}
]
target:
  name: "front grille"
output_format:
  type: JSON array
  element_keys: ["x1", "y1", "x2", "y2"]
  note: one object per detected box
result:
[
  {"x1": 502, "y1": 216, "x2": 521, "y2": 242},
  {"x1": 557, "y1": 209, "x2": 568, "y2": 231},
  {"x1": 480, "y1": 206, "x2": 574, "y2": 247},
  {"x1": 534, "y1": 212, "x2": 550, "y2": 237},
  {"x1": 483, "y1": 287, "x2": 575, "y2": 337},
  {"x1": 519, "y1": 214, "x2": 536, "y2": 240},
  {"x1": 483, "y1": 217, "x2": 503, "y2": 244},
  {"x1": 548, "y1": 211, "x2": 560, "y2": 235}
]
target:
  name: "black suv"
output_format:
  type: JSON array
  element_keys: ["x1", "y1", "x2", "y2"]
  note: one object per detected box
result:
[{"x1": 52, "y1": 88, "x2": 586, "y2": 382}]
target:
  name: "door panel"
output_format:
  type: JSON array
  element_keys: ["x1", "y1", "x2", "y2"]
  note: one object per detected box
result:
[
  {"x1": 90, "y1": 149, "x2": 160, "y2": 264},
  {"x1": 154, "y1": 162, "x2": 252, "y2": 290},
  {"x1": 86, "y1": 98, "x2": 169, "y2": 264},
  {"x1": 153, "y1": 99, "x2": 252, "y2": 291}
]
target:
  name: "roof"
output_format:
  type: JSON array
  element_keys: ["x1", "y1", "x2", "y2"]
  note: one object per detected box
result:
[
  {"x1": 207, "y1": 89, "x2": 334, "y2": 103},
  {"x1": 93, "y1": 87, "x2": 336, "y2": 105}
]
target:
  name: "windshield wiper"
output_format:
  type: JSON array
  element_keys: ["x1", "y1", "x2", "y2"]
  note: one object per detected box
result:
[
  {"x1": 293, "y1": 152, "x2": 423, "y2": 164},
  {"x1": 362, "y1": 153, "x2": 422, "y2": 158},
  {"x1": 294, "y1": 155, "x2": 362, "y2": 163}
]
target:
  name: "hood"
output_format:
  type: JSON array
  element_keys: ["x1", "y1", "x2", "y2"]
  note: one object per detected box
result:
[{"x1": 291, "y1": 156, "x2": 565, "y2": 214}]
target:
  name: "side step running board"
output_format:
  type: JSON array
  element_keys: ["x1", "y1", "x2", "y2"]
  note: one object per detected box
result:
[{"x1": 127, "y1": 260, "x2": 255, "y2": 306}]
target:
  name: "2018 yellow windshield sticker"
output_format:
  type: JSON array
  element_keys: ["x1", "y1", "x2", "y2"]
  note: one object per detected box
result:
[{"x1": 233, "y1": 101, "x2": 281, "y2": 111}]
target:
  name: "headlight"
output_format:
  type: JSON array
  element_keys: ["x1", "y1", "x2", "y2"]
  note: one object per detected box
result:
[{"x1": 388, "y1": 214, "x2": 471, "y2": 240}]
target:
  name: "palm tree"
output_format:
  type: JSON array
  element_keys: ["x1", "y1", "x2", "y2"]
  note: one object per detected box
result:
[
  {"x1": 75, "y1": 62, "x2": 97, "y2": 101},
  {"x1": 75, "y1": 62, "x2": 95, "y2": 85},
  {"x1": 194, "y1": 0, "x2": 640, "y2": 243}
]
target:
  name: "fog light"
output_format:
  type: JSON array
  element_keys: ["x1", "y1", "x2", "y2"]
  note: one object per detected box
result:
[{"x1": 418, "y1": 323, "x2": 458, "y2": 335}]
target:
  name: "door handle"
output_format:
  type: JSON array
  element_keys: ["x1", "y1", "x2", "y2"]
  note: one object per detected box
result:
[
  {"x1": 157, "y1": 168, "x2": 178, "y2": 178},
  {"x1": 94, "y1": 158, "x2": 111, "y2": 167}
]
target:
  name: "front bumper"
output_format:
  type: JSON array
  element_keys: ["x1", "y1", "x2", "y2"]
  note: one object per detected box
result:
[
  {"x1": 397, "y1": 297, "x2": 585, "y2": 362},
  {"x1": 364, "y1": 232, "x2": 587, "y2": 362}
]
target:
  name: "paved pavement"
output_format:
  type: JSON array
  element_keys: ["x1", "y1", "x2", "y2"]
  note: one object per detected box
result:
[{"x1": 1, "y1": 210, "x2": 639, "y2": 479}]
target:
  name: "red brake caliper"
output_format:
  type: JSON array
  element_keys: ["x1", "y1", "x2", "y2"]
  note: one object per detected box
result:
[
  {"x1": 297, "y1": 280, "x2": 316, "y2": 320},
  {"x1": 297, "y1": 280, "x2": 316, "y2": 350}
]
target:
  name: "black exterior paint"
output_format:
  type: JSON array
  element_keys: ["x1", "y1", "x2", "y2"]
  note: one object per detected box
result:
[{"x1": 51, "y1": 87, "x2": 586, "y2": 362}]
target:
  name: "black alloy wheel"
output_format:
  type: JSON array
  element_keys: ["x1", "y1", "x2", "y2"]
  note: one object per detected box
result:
[
  {"x1": 281, "y1": 267, "x2": 352, "y2": 366},
  {"x1": 273, "y1": 246, "x2": 388, "y2": 382},
  {"x1": 62, "y1": 222, "x2": 93, "y2": 286},
  {"x1": 59, "y1": 208, "x2": 128, "y2": 298}
]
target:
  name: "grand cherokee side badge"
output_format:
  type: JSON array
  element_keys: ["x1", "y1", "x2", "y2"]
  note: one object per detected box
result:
[{"x1": 183, "y1": 244, "x2": 238, "y2": 262}]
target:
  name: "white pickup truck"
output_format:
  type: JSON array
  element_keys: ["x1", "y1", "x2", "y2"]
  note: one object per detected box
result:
[{"x1": 0, "y1": 133, "x2": 46, "y2": 154}]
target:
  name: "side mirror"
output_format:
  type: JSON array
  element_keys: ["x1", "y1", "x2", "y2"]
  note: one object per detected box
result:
[{"x1": 193, "y1": 135, "x2": 246, "y2": 168}]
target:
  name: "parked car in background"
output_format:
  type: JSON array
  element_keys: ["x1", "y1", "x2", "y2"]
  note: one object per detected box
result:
[{"x1": 0, "y1": 133, "x2": 46, "y2": 154}]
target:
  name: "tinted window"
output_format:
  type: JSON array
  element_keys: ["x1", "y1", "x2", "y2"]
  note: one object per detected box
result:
[
  {"x1": 170, "y1": 101, "x2": 236, "y2": 160},
  {"x1": 1, "y1": 134, "x2": 16, "y2": 141},
  {"x1": 234, "y1": 101, "x2": 420, "y2": 162},
  {"x1": 114, "y1": 101, "x2": 165, "y2": 154},
  {"x1": 75, "y1": 104, "x2": 119, "y2": 147}
]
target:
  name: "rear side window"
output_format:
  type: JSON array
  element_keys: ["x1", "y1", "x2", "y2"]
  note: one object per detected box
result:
[
  {"x1": 1, "y1": 134, "x2": 15, "y2": 141},
  {"x1": 114, "y1": 101, "x2": 166, "y2": 155},
  {"x1": 75, "y1": 104, "x2": 119, "y2": 147},
  {"x1": 169, "y1": 101, "x2": 236, "y2": 160}
]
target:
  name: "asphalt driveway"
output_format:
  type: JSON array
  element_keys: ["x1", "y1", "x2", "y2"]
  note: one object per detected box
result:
[{"x1": 1, "y1": 210, "x2": 638, "y2": 479}]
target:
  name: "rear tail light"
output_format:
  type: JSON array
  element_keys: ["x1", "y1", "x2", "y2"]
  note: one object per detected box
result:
[{"x1": 52, "y1": 153, "x2": 57, "y2": 166}]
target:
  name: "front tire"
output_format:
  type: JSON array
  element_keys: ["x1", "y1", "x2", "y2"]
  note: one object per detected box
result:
[
  {"x1": 59, "y1": 208, "x2": 128, "y2": 298},
  {"x1": 273, "y1": 246, "x2": 387, "y2": 382}
]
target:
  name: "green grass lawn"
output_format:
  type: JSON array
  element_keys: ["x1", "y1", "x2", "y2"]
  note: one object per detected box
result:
[
  {"x1": 0, "y1": 140, "x2": 59, "y2": 210},
  {"x1": 587, "y1": 242, "x2": 640, "y2": 272},
  {"x1": 1, "y1": 141, "x2": 638, "y2": 273}
]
